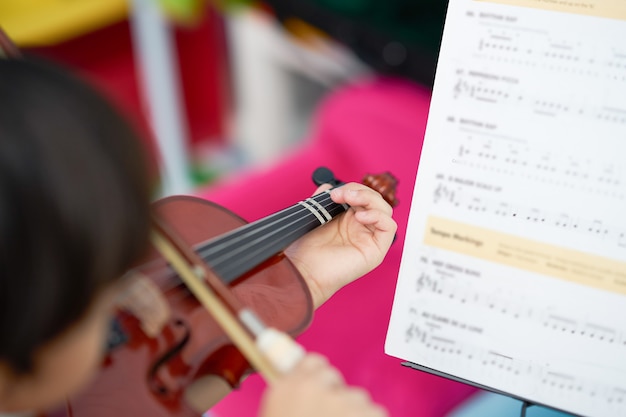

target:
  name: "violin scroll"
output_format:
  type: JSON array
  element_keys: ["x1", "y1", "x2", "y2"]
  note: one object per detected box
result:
[{"x1": 362, "y1": 172, "x2": 398, "y2": 208}]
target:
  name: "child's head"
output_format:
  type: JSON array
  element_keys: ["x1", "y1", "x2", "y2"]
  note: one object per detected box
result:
[{"x1": 0, "y1": 57, "x2": 153, "y2": 411}]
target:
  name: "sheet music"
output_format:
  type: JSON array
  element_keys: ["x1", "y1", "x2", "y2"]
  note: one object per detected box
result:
[{"x1": 384, "y1": 1, "x2": 626, "y2": 416}]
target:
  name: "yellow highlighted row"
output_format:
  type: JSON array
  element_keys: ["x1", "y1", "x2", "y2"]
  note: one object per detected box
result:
[
  {"x1": 424, "y1": 216, "x2": 626, "y2": 295},
  {"x1": 476, "y1": 0, "x2": 626, "y2": 21}
]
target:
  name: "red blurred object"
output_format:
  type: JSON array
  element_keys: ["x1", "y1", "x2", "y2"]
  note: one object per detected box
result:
[{"x1": 26, "y1": 6, "x2": 230, "y2": 158}]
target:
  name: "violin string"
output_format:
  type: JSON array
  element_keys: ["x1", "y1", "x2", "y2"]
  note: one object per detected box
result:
[
  {"x1": 154, "y1": 193, "x2": 346, "y2": 287},
  {"x1": 156, "y1": 193, "x2": 345, "y2": 285},
  {"x1": 196, "y1": 192, "x2": 337, "y2": 260},
  {"x1": 196, "y1": 193, "x2": 343, "y2": 267},
  {"x1": 210, "y1": 211, "x2": 336, "y2": 280},
  {"x1": 209, "y1": 203, "x2": 348, "y2": 280}
]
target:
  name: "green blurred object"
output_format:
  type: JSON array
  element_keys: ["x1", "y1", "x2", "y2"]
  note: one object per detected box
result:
[
  {"x1": 221, "y1": 0, "x2": 256, "y2": 8},
  {"x1": 156, "y1": 0, "x2": 205, "y2": 23},
  {"x1": 190, "y1": 162, "x2": 221, "y2": 187}
]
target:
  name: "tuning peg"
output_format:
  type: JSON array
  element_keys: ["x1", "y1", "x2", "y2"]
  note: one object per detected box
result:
[{"x1": 312, "y1": 167, "x2": 342, "y2": 187}]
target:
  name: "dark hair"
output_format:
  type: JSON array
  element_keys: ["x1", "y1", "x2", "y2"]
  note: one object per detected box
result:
[{"x1": 0, "y1": 58, "x2": 153, "y2": 373}]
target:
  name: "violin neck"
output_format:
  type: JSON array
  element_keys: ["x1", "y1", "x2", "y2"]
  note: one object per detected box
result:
[{"x1": 197, "y1": 191, "x2": 349, "y2": 284}]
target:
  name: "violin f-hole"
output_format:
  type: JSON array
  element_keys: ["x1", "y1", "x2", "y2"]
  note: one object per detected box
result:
[{"x1": 148, "y1": 319, "x2": 191, "y2": 400}]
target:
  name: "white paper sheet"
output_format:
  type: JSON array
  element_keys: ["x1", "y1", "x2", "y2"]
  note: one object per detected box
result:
[{"x1": 384, "y1": 2, "x2": 626, "y2": 416}]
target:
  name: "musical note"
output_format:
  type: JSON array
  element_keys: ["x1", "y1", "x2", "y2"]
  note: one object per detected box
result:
[{"x1": 430, "y1": 179, "x2": 626, "y2": 248}]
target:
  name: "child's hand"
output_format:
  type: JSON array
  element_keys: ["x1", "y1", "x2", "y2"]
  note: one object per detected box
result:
[
  {"x1": 259, "y1": 353, "x2": 388, "y2": 417},
  {"x1": 115, "y1": 275, "x2": 170, "y2": 337},
  {"x1": 285, "y1": 182, "x2": 397, "y2": 308}
]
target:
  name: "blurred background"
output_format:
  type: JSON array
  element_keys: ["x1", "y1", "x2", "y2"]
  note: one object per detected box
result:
[
  {"x1": 1, "y1": 3, "x2": 503, "y2": 417},
  {"x1": 0, "y1": 0, "x2": 447, "y2": 195}
]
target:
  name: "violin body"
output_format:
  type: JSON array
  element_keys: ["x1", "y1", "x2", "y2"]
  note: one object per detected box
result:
[{"x1": 49, "y1": 196, "x2": 314, "y2": 417}]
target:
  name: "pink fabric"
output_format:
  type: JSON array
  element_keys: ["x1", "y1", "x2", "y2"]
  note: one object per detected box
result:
[{"x1": 196, "y1": 77, "x2": 477, "y2": 417}]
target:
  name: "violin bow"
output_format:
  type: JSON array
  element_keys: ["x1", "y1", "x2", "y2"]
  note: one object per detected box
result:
[{"x1": 150, "y1": 217, "x2": 305, "y2": 384}]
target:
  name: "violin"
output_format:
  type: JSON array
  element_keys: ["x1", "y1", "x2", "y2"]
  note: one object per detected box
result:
[{"x1": 45, "y1": 167, "x2": 397, "y2": 417}]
